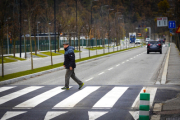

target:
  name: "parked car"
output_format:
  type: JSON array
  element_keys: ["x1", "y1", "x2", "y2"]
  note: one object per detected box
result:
[
  {"x1": 158, "y1": 39, "x2": 165, "y2": 44},
  {"x1": 147, "y1": 41, "x2": 162, "y2": 54},
  {"x1": 135, "y1": 39, "x2": 141, "y2": 44}
]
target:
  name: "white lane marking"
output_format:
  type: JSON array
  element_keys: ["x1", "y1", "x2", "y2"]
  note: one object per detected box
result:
[
  {"x1": 122, "y1": 62, "x2": 125, "y2": 64},
  {"x1": 129, "y1": 111, "x2": 139, "y2": 120},
  {"x1": 0, "y1": 86, "x2": 43, "y2": 105},
  {"x1": 126, "y1": 60, "x2": 129, "y2": 62},
  {"x1": 130, "y1": 87, "x2": 157, "y2": 120},
  {"x1": 131, "y1": 87, "x2": 144, "y2": 108},
  {"x1": 53, "y1": 86, "x2": 100, "y2": 108},
  {"x1": 1, "y1": 111, "x2": 27, "y2": 120},
  {"x1": 132, "y1": 87, "x2": 157, "y2": 108},
  {"x1": 98, "y1": 72, "x2": 104, "y2": 75},
  {"x1": 44, "y1": 111, "x2": 68, "y2": 120},
  {"x1": 116, "y1": 64, "x2": 120, "y2": 67},
  {"x1": 108, "y1": 68, "x2": 113, "y2": 70},
  {"x1": 0, "y1": 86, "x2": 16, "y2": 93},
  {"x1": 130, "y1": 58, "x2": 133, "y2": 60},
  {"x1": 88, "y1": 111, "x2": 108, "y2": 120},
  {"x1": 92, "y1": 87, "x2": 128, "y2": 108},
  {"x1": 14, "y1": 87, "x2": 66, "y2": 109},
  {"x1": 85, "y1": 78, "x2": 94, "y2": 82}
]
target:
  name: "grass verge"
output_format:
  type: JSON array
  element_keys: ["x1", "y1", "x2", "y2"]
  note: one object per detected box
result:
[
  {"x1": 0, "y1": 46, "x2": 139, "y2": 81},
  {"x1": 40, "y1": 52, "x2": 61, "y2": 56},
  {"x1": 32, "y1": 53, "x2": 47, "y2": 57},
  {"x1": 8, "y1": 56, "x2": 26, "y2": 61},
  {"x1": 85, "y1": 47, "x2": 104, "y2": 50},
  {"x1": 57, "y1": 50, "x2": 80, "y2": 54},
  {"x1": 0, "y1": 57, "x2": 16, "y2": 64}
]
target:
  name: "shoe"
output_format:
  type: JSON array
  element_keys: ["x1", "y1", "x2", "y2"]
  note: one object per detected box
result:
[
  {"x1": 79, "y1": 83, "x2": 84, "y2": 90},
  {"x1": 61, "y1": 87, "x2": 69, "y2": 90}
]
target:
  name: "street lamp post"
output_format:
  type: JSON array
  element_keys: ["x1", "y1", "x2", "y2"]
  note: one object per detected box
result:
[
  {"x1": 107, "y1": 8, "x2": 114, "y2": 53},
  {"x1": 6, "y1": 17, "x2": 11, "y2": 55},
  {"x1": 119, "y1": 15, "x2": 124, "y2": 50},
  {"x1": 37, "y1": 21, "x2": 40, "y2": 51},
  {"x1": 48, "y1": 23, "x2": 51, "y2": 51},
  {"x1": 24, "y1": 19, "x2": 27, "y2": 58},
  {"x1": 115, "y1": 12, "x2": 121, "y2": 51},
  {"x1": 54, "y1": 0, "x2": 56, "y2": 53}
]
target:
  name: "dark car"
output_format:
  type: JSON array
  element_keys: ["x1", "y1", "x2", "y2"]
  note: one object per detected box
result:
[
  {"x1": 159, "y1": 39, "x2": 165, "y2": 44},
  {"x1": 147, "y1": 41, "x2": 162, "y2": 54}
]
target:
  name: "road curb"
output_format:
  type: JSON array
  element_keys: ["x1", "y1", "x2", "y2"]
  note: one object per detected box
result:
[
  {"x1": 0, "y1": 46, "x2": 140, "y2": 86},
  {"x1": 155, "y1": 45, "x2": 169, "y2": 84},
  {"x1": 161, "y1": 44, "x2": 171, "y2": 84}
]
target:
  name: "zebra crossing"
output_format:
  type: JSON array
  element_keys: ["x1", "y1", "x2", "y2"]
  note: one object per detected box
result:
[{"x1": 0, "y1": 85, "x2": 157, "y2": 120}]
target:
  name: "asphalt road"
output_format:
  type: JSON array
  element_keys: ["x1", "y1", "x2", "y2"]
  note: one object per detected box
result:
[
  {"x1": 0, "y1": 43, "x2": 135, "y2": 76},
  {"x1": 0, "y1": 44, "x2": 175, "y2": 120},
  {"x1": 10, "y1": 44, "x2": 167, "y2": 86}
]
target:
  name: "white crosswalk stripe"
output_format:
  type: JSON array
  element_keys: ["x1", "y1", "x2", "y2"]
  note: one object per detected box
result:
[
  {"x1": 0, "y1": 86, "x2": 158, "y2": 120},
  {"x1": 92, "y1": 87, "x2": 128, "y2": 109},
  {"x1": 14, "y1": 86, "x2": 66, "y2": 109},
  {"x1": 0, "y1": 86, "x2": 43, "y2": 105},
  {"x1": 53, "y1": 86, "x2": 100, "y2": 109},
  {"x1": 44, "y1": 111, "x2": 68, "y2": 120},
  {"x1": 1, "y1": 111, "x2": 27, "y2": 120},
  {"x1": 0, "y1": 86, "x2": 16, "y2": 93}
]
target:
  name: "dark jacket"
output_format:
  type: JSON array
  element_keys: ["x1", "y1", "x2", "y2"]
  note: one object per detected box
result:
[{"x1": 63, "y1": 46, "x2": 76, "y2": 69}]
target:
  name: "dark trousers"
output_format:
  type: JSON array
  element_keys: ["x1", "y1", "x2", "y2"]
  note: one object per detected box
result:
[{"x1": 65, "y1": 69, "x2": 83, "y2": 88}]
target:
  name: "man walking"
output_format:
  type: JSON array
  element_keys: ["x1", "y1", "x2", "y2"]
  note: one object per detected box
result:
[{"x1": 61, "y1": 42, "x2": 84, "y2": 90}]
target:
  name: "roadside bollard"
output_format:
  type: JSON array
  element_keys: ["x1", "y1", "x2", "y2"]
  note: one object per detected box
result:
[{"x1": 139, "y1": 89, "x2": 150, "y2": 120}]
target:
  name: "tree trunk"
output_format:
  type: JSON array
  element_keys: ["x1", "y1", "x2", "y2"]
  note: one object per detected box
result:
[
  {"x1": 28, "y1": 16, "x2": 33, "y2": 70},
  {"x1": 58, "y1": 34, "x2": 60, "y2": 52},
  {"x1": 34, "y1": 29, "x2": 37, "y2": 55},
  {"x1": 78, "y1": 32, "x2": 81, "y2": 59},
  {"x1": 13, "y1": 39, "x2": 15, "y2": 57},
  {"x1": 0, "y1": 29, "x2": 4, "y2": 77},
  {"x1": 48, "y1": 26, "x2": 53, "y2": 66}
]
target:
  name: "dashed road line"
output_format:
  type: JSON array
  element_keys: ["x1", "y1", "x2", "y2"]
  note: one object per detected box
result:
[
  {"x1": 116, "y1": 64, "x2": 120, "y2": 67},
  {"x1": 85, "y1": 77, "x2": 94, "y2": 82},
  {"x1": 108, "y1": 68, "x2": 113, "y2": 70},
  {"x1": 98, "y1": 72, "x2": 104, "y2": 75}
]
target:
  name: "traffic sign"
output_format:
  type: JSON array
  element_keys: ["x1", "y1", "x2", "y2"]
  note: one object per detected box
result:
[
  {"x1": 168, "y1": 21, "x2": 176, "y2": 29},
  {"x1": 176, "y1": 25, "x2": 180, "y2": 33},
  {"x1": 169, "y1": 29, "x2": 173, "y2": 33},
  {"x1": 157, "y1": 17, "x2": 168, "y2": 27}
]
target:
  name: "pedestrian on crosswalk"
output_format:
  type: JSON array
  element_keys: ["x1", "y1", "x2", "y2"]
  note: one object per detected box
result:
[{"x1": 61, "y1": 42, "x2": 84, "y2": 90}]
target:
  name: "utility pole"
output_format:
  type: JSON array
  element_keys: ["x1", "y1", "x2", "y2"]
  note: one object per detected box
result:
[
  {"x1": 19, "y1": 0, "x2": 22, "y2": 57},
  {"x1": 76, "y1": 0, "x2": 77, "y2": 50},
  {"x1": 54, "y1": 0, "x2": 56, "y2": 53}
]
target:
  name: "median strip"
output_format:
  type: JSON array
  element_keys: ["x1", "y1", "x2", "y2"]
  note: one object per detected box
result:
[{"x1": 0, "y1": 46, "x2": 140, "y2": 85}]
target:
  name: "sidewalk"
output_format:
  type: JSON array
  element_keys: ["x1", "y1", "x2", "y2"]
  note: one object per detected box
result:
[
  {"x1": 153, "y1": 43, "x2": 180, "y2": 119},
  {"x1": 166, "y1": 43, "x2": 180, "y2": 85}
]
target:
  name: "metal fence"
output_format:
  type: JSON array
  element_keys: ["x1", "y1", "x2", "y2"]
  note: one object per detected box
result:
[{"x1": 1, "y1": 37, "x2": 111, "y2": 54}]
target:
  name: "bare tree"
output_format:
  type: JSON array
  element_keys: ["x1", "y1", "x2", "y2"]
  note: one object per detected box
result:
[
  {"x1": 24, "y1": 0, "x2": 40, "y2": 70},
  {"x1": 40, "y1": 0, "x2": 54, "y2": 66}
]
